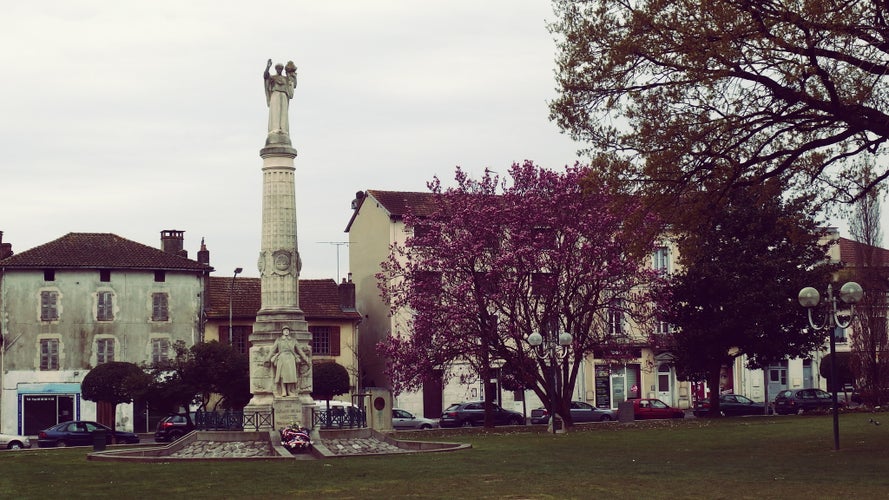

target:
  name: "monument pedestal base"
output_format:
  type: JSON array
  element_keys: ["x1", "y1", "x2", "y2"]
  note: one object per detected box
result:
[{"x1": 270, "y1": 396, "x2": 315, "y2": 430}]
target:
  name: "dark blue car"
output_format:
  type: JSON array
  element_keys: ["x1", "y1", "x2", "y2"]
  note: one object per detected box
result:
[{"x1": 37, "y1": 420, "x2": 139, "y2": 447}]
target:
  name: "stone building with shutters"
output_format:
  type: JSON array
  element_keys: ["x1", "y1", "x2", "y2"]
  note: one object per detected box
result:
[
  {"x1": 203, "y1": 276, "x2": 361, "y2": 400},
  {"x1": 0, "y1": 231, "x2": 212, "y2": 435}
]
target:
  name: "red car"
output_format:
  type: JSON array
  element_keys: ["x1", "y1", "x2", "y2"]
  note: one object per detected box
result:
[{"x1": 632, "y1": 398, "x2": 685, "y2": 420}]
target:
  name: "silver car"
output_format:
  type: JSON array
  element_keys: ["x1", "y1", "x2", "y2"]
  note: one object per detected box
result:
[
  {"x1": 392, "y1": 408, "x2": 439, "y2": 430},
  {"x1": 0, "y1": 432, "x2": 31, "y2": 450}
]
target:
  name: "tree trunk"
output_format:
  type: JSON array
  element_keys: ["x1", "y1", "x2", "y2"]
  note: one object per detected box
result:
[{"x1": 706, "y1": 363, "x2": 723, "y2": 417}]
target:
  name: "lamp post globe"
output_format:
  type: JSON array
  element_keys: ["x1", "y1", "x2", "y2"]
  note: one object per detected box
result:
[
  {"x1": 839, "y1": 281, "x2": 863, "y2": 304},
  {"x1": 798, "y1": 287, "x2": 820, "y2": 308}
]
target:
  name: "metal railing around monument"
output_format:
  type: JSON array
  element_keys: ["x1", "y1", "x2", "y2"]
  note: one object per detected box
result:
[
  {"x1": 312, "y1": 405, "x2": 367, "y2": 429},
  {"x1": 195, "y1": 409, "x2": 274, "y2": 431}
]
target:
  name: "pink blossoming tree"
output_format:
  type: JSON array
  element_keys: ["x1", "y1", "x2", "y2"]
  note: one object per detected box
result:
[{"x1": 378, "y1": 161, "x2": 667, "y2": 427}]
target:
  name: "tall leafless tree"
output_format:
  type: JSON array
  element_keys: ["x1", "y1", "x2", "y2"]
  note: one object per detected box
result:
[{"x1": 845, "y1": 162, "x2": 889, "y2": 407}]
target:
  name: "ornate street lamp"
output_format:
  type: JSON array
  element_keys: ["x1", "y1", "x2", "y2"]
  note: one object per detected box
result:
[
  {"x1": 229, "y1": 267, "x2": 243, "y2": 347},
  {"x1": 798, "y1": 281, "x2": 863, "y2": 450},
  {"x1": 527, "y1": 329, "x2": 573, "y2": 433}
]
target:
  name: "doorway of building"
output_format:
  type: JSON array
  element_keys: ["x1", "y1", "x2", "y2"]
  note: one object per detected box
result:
[
  {"x1": 768, "y1": 362, "x2": 788, "y2": 397},
  {"x1": 657, "y1": 363, "x2": 673, "y2": 405},
  {"x1": 22, "y1": 394, "x2": 75, "y2": 435}
]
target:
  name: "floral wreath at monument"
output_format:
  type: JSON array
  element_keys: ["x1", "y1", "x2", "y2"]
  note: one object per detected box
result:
[{"x1": 280, "y1": 422, "x2": 312, "y2": 453}]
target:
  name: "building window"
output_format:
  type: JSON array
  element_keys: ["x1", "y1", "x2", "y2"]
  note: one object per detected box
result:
[
  {"x1": 44, "y1": 269, "x2": 55, "y2": 281},
  {"x1": 97, "y1": 291, "x2": 114, "y2": 321},
  {"x1": 96, "y1": 338, "x2": 115, "y2": 364},
  {"x1": 151, "y1": 338, "x2": 170, "y2": 364},
  {"x1": 657, "y1": 320, "x2": 672, "y2": 335},
  {"x1": 100, "y1": 269, "x2": 111, "y2": 282},
  {"x1": 409, "y1": 223, "x2": 439, "y2": 246},
  {"x1": 653, "y1": 246, "x2": 669, "y2": 273},
  {"x1": 41, "y1": 291, "x2": 59, "y2": 321},
  {"x1": 154, "y1": 270, "x2": 166, "y2": 283},
  {"x1": 220, "y1": 325, "x2": 252, "y2": 355},
  {"x1": 40, "y1": 339, "x2": 60, "y2": 370},
  {"x1": 152, "y1": 293, "x2": 169, "y2": 321},
  {"x1": 608, "y1": 301, "x2": 624, "y2": 335},
  {"x1": 310, "y1": 326, "x2": 340, "y2": 356}
]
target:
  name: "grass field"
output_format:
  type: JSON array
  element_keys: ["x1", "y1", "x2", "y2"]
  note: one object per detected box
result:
[{"x1": 1, "y1": 412, "x2": 887, "y2": 499}]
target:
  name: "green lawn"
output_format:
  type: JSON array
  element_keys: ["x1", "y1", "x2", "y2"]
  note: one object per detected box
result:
[{"x1": 2, "y1": 412, "x2": 888, "y2": 499}]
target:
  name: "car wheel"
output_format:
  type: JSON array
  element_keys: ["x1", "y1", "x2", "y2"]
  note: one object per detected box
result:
[
  {"x1": 420, "y1": 424, "x2": 432, "y2": 430},
  {"x1": 461, "y1": 419, "x2": 474, "y2": 428},
  {"x1": 169, "y1": 430, "x2": 183, "y2": 441},
  {"x1": 600, "y1": 415, "x2": 613, "y2": 422},
  {"x1": 7, "y1": 441, "x2": 22, "y2": 450},
  {"x1": 510, "y1": 416, "x2": 524, "y2": 426},
  {"x1": 56, "y1": 441, "x2": 67, "y2": 448},
  {"x1": 719, "y1": 410, "x2": 726, "y2": 417}
]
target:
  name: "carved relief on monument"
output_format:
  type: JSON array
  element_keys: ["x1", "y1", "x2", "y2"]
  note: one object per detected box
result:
[
  {"x1": 257, "y1": 250, "x2": 267, "y2": 275},
  {"x1": 271, "y1": 249, "x2": 293, "y2": 276}
]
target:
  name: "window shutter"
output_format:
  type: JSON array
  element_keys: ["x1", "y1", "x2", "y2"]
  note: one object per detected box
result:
[
  {"x1": 330, "y1": 326, "x2": 341, "y2": 356},
  {"x1": 219, "y1": 325, "x2": 229, "y2": 345},
  {"x1": 152, "y1": 293, "x2": 169, "y2": 321}
]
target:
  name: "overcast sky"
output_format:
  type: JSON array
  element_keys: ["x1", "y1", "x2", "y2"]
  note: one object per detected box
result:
[{"x1": 0, "y1": 1, "x2": 582, "y2": 281}]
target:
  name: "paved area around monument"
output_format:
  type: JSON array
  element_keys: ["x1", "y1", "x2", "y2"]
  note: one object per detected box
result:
[
  {"x1": 166, "y1": 436, "x2": 408, "y2": 458},
  {"x1": 320, "y1": 437, "x2": 408, "y2": 456},
  {"x1": 169, "y1": 440, "x2": 273, "y2": 458}
]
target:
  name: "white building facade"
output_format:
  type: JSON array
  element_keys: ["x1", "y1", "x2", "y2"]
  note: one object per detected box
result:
[{"x1": 0, "y1": 231, "x2": 211, "y2": 435}]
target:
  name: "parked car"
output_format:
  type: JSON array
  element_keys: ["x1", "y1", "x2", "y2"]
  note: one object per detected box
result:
[
  {"x1": 392, "y1": 408, "x2": 439, "y2": 430},
  {"x1": 693, "y1": 394, "x2": 772, "y2": 417},
  {"x1": 154, "y1": 413, "x2": 196, "y2": 442},
  {"x1": 440, "y1": 401, "x2": 525, "y2": 428},
  {"x1": 632, "y1": 398, "x2": 685, "y2": 420},
  {"x1": 37, "y1": 421, "x2": 140, "y2": 447},
  {"x1": 531, "y1": 401, "x2": 617, "y2": 424},
  {"x1": 773, "y1": 388, "x2": 843, "y2": 415},
  {"x1": 0, "y1": 432, "x2": 31, "y2": 450}
]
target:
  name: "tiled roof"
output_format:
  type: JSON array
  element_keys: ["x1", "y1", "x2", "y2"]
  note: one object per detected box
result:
[
  {"x1": 345, "y1": 190, "x2": 438, "y2": 232},
  {"x1": 838, "y1": 237, "x2": 889, "y2": 267},
  {"x1": 367, "y1": 190, "x2": 439, "y2": 218},
  {"x1": 205, "y1": 276, "x2": 361, "y2": 321},
  {"x1": 0, "y1": 233, "x2": 212, "y2": 271}
]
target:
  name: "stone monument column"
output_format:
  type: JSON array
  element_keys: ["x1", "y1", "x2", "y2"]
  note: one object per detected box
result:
[{"x1": 245, "y1": 58, "x2": 314, "y2": 431}]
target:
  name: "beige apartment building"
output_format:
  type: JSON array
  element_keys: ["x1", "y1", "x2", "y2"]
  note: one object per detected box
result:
[{"x1": 345, "y1": 189, "x2": 690, "y2": 420}]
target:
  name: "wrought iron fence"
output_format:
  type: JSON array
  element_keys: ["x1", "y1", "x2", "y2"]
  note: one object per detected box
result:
[
  {"x1": 313, "y1": 406, "x2": 366, "y2": 429},
  {"x1": 196, "y1": 409, "x2": 274, "y2": 431}
]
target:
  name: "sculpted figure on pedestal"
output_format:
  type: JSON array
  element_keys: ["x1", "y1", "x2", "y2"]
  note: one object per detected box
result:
[
  {"x1": 266, "y1": 327, "x2": 310, "y2": 397},
  {"x1": 263, "y1": 59, "x2": 297, "y2": 145}
]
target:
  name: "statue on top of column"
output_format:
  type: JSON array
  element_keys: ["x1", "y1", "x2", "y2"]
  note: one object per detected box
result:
[{"x1": 264, "y1": 59, "x2": 297, "y2": 146}]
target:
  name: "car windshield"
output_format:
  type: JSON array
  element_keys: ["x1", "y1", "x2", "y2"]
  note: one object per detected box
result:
[
  {"x1": 735, "y1": 395, "x2": 753, "y2": 404},
  {"x1": 444, "y1": 404, "x2": 461, "y2": 412},
  {"x1": 650, "y1": 400, "x2": 668, "y2": 409}
]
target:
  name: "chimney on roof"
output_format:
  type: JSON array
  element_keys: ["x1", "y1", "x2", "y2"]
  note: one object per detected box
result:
[
  {"x1": 0, "y1": 231, "x2": 12, "y2": 260},
  {"x1": 161, "y1": 230, "x2": 188, "y2": 258},
  {"x1": 351, "y1": 191, "x2": 366, "y2": 210},
  {"x1": 339, "y1": 274, "x2": 356, "y2": 311},
  {"x1": 197, "y1": 237, "x2": 210, "y2": 265}
]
